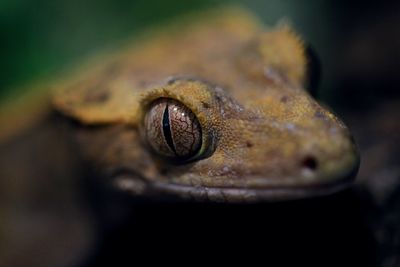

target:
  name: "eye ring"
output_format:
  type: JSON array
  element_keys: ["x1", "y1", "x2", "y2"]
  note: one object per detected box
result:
[{"x1": 144, "y1": 98, "x2": 202, "y2": 161}]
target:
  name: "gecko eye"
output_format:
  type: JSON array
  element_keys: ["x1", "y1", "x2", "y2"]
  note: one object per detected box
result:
[{"x1": 144, "y1": 98, "x2": 202, "y2": 161}]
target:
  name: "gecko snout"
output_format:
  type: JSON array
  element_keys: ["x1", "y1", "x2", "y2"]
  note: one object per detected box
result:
[{"x1": 296, "y1": 129, "x2": 359, "y2": 186}]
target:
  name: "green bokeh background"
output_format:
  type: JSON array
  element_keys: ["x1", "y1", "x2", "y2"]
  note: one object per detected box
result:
[{"x1": 0, "y1": 0, "x2": 347, "y2": 102}]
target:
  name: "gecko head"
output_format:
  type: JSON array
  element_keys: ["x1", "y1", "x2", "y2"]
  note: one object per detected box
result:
[{"x1": 51, "y1": 10, "x2": 358, "y2": 203}]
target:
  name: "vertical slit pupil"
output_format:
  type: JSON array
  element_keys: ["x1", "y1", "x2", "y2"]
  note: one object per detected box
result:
[{"x1": 162, "y1": 103, "x2": 176, "y2": 154}]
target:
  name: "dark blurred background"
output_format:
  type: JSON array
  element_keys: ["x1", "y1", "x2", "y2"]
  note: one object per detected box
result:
[{"x1": 1, "y1": 1, "x2": 400, "y2": 267}]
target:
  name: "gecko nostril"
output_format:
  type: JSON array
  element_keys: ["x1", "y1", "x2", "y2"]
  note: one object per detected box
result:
[{"x1": 301, "y1": 156, "x2": 318, "y2": 171}]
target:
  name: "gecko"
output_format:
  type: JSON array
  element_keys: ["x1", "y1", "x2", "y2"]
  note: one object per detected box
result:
[{"x1": 0, "y1": 7, "x2": 359, "y2": 203}]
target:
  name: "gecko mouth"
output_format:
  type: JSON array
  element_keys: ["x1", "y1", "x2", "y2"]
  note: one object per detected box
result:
[
  {"x1": 151, "y1": 176, "x2": 354, "y2": 203},
  {"x1": 112, "y1": 162, "x2": 357, "y2": 203},
  {"x1": 160, "y1": 153, "x2": 358, "y2": 202},
  {"x1": 111, "y1": 151, "x2": 359, "y2": 203}
]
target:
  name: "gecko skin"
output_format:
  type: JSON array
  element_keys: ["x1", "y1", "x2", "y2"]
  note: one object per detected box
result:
[{"x1": 52, "y1": 7, "x2": 359, "y2": 202}]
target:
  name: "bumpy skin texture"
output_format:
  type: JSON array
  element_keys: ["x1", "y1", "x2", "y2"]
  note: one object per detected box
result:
[{"x1": 53, "y1": 7, "x2": 359, "y2": 202}]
